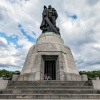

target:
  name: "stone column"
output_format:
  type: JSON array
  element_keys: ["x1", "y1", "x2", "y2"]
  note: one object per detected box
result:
[
  {"x1": 81, "y1": 74, "x2": 88, "y2": 81},
  {"x1": 0, "y1": 75, "x2": 6, "y2": 80},
  {"x1": 0, "y1": 77, "x2": 4, "y2": 80},
  {"x1": 95, "y1": 75, "x2": 100, "y2": 80},
  {"x1": 0, "y1": 80, "x2": 8, "y2": 89},
  {"x1": 12, "y1": 72, "x2": 20, "y2": 81}
]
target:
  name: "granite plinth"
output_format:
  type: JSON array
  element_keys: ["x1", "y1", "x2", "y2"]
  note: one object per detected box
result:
[{"x1": 18, "y1": 33, "x2": 81, "y2": 81}]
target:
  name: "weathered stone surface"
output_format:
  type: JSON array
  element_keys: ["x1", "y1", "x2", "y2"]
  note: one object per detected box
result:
[
  {"x1": 81, "y1": 74, "x2": 88, "y2": 81},
  {"x1": 0, "y1": 99, "x2": 100, "y2": 100},
  {"x1": 19, "y1": 33, "x2": 81, "y2": 81},
  {"x1": 0, "y1": 80, "x2": 100, "y2": 99},
  {"x1": 95, "y1": 77, "x2": 100, "y2": 80},
  {"x1": 37, "y1": 33, "x2": 64, "y2": 44},
  {"x1": 92, "y1": 80, "x2": 100, "y2": 89},
  {"x1": 12, "y1": 75, "x2": 19, "y2": 81},
  {"x1": 0, "y1": 80, "x2": 8, "y2": 90}
]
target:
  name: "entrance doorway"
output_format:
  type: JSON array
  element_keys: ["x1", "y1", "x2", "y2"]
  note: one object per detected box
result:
[{"x1": 44, "y1": 60, "x2": 56, "y2": 80}]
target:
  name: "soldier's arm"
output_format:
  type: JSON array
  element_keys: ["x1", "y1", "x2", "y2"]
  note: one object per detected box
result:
[{"x1": 55, "y1": 11, "x2": 58, "y2": 19}]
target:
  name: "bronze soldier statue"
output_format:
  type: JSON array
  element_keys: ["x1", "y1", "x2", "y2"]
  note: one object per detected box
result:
[
  {"x1": 48, "y1": 5, "x2": 53, "y2": 24},
  {"x1": 52, "y1": 8, "x2": 58, "y2": 27},
  {"x1": 40, "y1": 6, "x2": 48, "y2": 33},
  {"x1": 40, "y1": 5, "x2": 60, "y2": 35}
]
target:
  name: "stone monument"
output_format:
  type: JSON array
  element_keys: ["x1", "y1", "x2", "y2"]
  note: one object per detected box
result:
[
  {"x1": 0, "y1": 5, "x2": 100, "y2": 99},
  {"x1": 18, "y1": 5, "x2": 81, "y2": 81}
]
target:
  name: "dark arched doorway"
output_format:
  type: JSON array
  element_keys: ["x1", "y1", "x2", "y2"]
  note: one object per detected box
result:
[{"x1": 44, "y1": 60, "x2": 56, "y2": 80}]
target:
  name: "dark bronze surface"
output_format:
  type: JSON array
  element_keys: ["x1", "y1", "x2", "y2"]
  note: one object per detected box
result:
[{"x1": 40, "y1": 5, "x2": 60, "y2": 35}]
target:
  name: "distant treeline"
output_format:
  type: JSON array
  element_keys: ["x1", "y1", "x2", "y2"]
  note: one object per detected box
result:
[
  {"x1": 0, "y1": 69, "x2": 20, "y2": 78},
  {"x1": 0, "y1": 69, "x2": 100, "y2": 78},
  {"x1": 79, "y1": 71, "x2": 100, "y2": 79}
]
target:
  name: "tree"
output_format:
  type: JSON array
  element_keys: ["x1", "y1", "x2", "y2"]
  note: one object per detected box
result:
[
  {"x1": 79, "y1": 70, "x2": 100, "y2": 78},
  {"x1": 0, "y1": 69, "x2": 20, "y2": 78}
]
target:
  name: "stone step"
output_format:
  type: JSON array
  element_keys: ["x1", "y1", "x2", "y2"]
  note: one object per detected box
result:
[
  {"x1": 8, "y1": 80, "x2": 89, "y2": 83},
  {"x1": 1, "y1": 89, "x2": 99, "y2": 94},
  {"x1": 9, "y1": 81, "x2": 87, "y2": 83},
  {"x1": 7, "y1": 86, "x2": 93, "y2": 89},
  {"x1": 8, "y1": 81, "x2": 90, "y2": 87},
  {"x1": 0, "y1": 94, "x2": 100, "y2": 99},
  {"x1": 8, "y1": 84, "x2": 89, "y2": 87},
  {"x1": 8, "y1": 81, "x2": 90, "y2": 86}
]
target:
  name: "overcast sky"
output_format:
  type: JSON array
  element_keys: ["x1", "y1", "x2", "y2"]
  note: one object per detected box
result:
[{"x1": 0, "y1": 0, "x2": 100, "y2": 71}]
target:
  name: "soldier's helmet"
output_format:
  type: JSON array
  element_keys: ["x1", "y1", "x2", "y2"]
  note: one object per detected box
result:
[
  {"x1": 44, "y1": 6, "x2": 47, "y2": 9},
  {"x1": 48, "y1": 5, "x2": 52, "y2": 9},
  {"x1": 52, "y1": 8, "x2": 55, "y2": 11}
]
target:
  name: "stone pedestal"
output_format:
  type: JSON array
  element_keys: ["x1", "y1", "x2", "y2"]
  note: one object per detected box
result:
[
  {"x1": 95, "y1": 77, "x2": 100, "y2": 80},
  {"x1": 81, "y1": 74, "x2": 88, "y2": 81},
  {"x1": 0, "y1": 80, "x2": 8, "y2": 89},
  {"x1": 92, "y1": 80, "x2": 100, "y2": 89},
  {"x1": 0, "y1": 77, "x2": 4, "y2": 80},
  {"x1": 18, "y1": 32, "x2": 82, "y2": 81},
  {"x1": 12, "y1": 74, "x2": 19, "y2": 81}
]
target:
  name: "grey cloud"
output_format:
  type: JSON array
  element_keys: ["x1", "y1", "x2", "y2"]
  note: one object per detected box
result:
[
  {"x1": 0, "y1": 7, "x2": 7, "y2": 21},
  {"x1": 0, "y1": 38, "x2": 8, "y2": 48},
  {"x1": 64, "y1": 29, "x2": 96, "y2": 53},
  {"x1": 86, "y1": 0, "x2": 99, "y2": 6},
  {"x1": 72, "y1": 42, "x2": 100, "y2": 71},
  {"x1": 0, "y1": 41, "x2": 7, "y2": 48},
  {"x1": 0, "y1": 0, "x2": 100, "y2": 71},
  {"x1": 0, "y1": 64, "x2": 17, "y2": 68},
  {"x1": 93, "y1": 47, "x2": 100, "y2": 51},
  {"x1": 0, "y1": 64, "x2": 22, "y2": 70}
]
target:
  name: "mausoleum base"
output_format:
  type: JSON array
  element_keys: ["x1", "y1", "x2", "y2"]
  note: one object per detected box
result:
[{"x1": 18, "y1": 33, "x2": 81, "y2": 81}]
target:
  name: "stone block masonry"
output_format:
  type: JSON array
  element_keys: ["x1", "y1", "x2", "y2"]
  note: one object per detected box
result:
[{"x1": 18, "y1": 33, "x2": 81, "y2": 81}]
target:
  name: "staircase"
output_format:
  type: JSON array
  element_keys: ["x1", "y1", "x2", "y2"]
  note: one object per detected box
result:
[{"x1": 0, "y1": 80, "x2": 100, "y2": 99}]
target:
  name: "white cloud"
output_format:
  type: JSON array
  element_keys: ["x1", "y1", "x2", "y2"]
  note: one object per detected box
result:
[
  {"x1": 0, "y1": 37, "x2": 8, "y2": 47},
  {"x1": 0, "y1": 0, "x2": 100, "y2": 71},
  {"x1": 0, "y1": 36, "x2": 33, "y2": 71}
]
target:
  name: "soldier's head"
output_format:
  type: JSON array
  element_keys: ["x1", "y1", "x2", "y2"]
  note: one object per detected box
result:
[
  {"x1": 52, "y1": 8, "x2": 55, "y2": 11},
  {"x1": 44, "y1": 6, "x2": 47, "y2": 9},
  {"x1": 48, "y1": 5, "x2": 52, "y2": 9}
]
